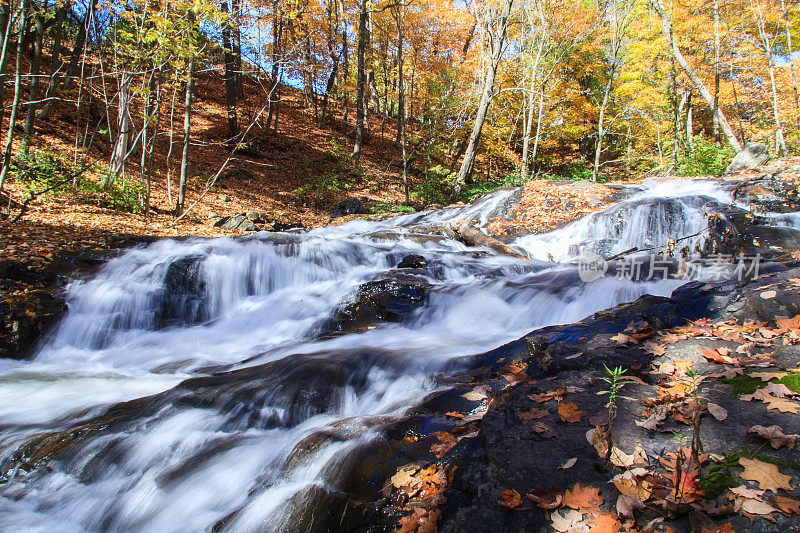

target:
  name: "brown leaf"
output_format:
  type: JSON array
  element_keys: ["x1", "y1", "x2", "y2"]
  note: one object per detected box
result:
[
  {"x1": 462, "y1": 385, "x2": 491, "y2": 402},
  {"x1": 750, "y1": 371, "x2": 788, "y2": 382},
  {"x1": 763, "y1": 383, "x2": 799, "y2": 397},
  {"x1": 588, "y1": 512, "x2": 621, "y2": 533},
  {"x1": 528, "y1": 385, "x2": 568, "y2": 403},
  {"x1": 517, "y1": 407, "x2": 548, "y2": 420},
  {"x1": 560, "y1": 457, "x2": 578, "y2": 469},
  {"x1": 775, "y1": 495, "x2": 800, "y2": 516},
  {"x1": 563, "y1": 483, "x2": 603, "y2": 512},
  {"x1": 702, "y1": 348, "x2": 737, "y2": 365},
  {"x1": 531, "y1": 420, "x2": 554, "y2": 436},
  {"x1": 615, "y1": 494, "x2": 645, "y2": 519},
  {"x1": 498, "y1": 489, "x2": 523, "y2": 509},
  {"x1": 558, "y1": 401, "x2": 585, "y2": 423},
  {"x1": 526, "y1": 486, "x2": 562, "y2": 510},
  {"x1": 551, "y1": 509, "x2": 588, "y2": 533},
  {"x1": 747, "y1": 425, "x2": 800, "y2": 449},
  {"x1": 444, "y1": 411, "x2": 464, "y2": 419},
  {"x1": 739, "y1": 457, "x2": 794, "y2": 492},
  {"x1": 706, "y1": 402, "x2": 728, "y2": 421}
]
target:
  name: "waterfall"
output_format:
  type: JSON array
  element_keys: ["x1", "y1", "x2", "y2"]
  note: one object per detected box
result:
[{"x1": 0, "y1": 179, "x2": 749, "y2": 532}]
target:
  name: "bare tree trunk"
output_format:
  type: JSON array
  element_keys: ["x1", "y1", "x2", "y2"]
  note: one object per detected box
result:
[
  {"x1": 780, "y1": 0, "x2": 800, "y2": 133},
  {"x1": 0, "y1": 0, "x2": 30, "y2": 191},
  {"x1": 0, "y1": 0, "x2": 17, "y2": 139},
  {"x1": 454, "y1": 0, "x2": 514, "y2": 197},
  {"x1": 351, "y1": 0, "x2": 368, "y2": 165},
  {"x1": 649, "y1": 0, "x2": 741, "y2": 152},
  {"x1": 221, "y1": 0, "x2": 239, "y2": 147},
  {"x1": 177, "y1": 55, "x2": 195, "y2": 215},
  {"x1": 107, "y1": 72, "x2": 132, "y2": 188},
  {"x1": 63, "y1": 0, "x2": 96, "y2": 92},
  {"x1": 686, "y1": 89, "x2": 694, "y2": 154},
  {"x1": 231, "y1": 0, "x2": 243, "y2": 99},
  {"x1": 391, "y1": 4, "x2": 408, "y2": 202},
  {"x1": 37, "y1": 4, "x2": 66, "y2": 121},
  {"x1": 751, "y1": 0, "x2": 786, "y2": 155},
  {"x1": 713, "y1": 0, "x2": 721, "y2": 146},
  {"x1": 592, "y1": 74, "x2": 614, "y2": 182},
  {"x1": 20, "y1": 7, "x2": 43, "y2": 163}
]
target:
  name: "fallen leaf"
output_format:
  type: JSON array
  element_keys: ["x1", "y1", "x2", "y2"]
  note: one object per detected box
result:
[
  {"x1": 750, "y1": 371, "x2": 788, "y2": 382},
  {"x1": 531, "y1": 420, "x2": 554, "y2": 436},
  {"x1": 430, "y1": 432, "x2": 458, "y2": 458},
  {"x1": 739, "y1": 457, "x2": 794, "y2": 492},
  {"x1": 739, "y1": 497, "x2": 779, "y2": 517},
  {"x1": 706, "y1": 402, "x2": 728, "y2": 421},
  {"x1": 775, "y1": 495, "x2": 800, "y2": 516},
  {"x1": 563, "y1": 483, "x2": 603, "y2": 512},
  {"x1": 702, "y1": 348, "x2": 737, "y2": 365},
  {"x1": 517, "y1": 407, "x2": 548, "y2": 420},
  {"x1": 588, "y1": 512, "x2": 621, "y2": 533},
  {"x1": 551, "y1": 509, "x2": 588, "y2": 533},
  {"x1": 763, "y1": 395, "x2": 800, "y2": 413},
  {"x1": 527, "y1": 486, "x2": 562, "y2": 510},
  {"x1": 729, "y1": 485, "x2": 765, "y2": 500},
  {"x1": 444, "y1": 411, "x2": 464, "y2": 419},
  {"x1": 610, "y1": 333, "x2": 634, "y2": 345},
  {"x1": 747, "y1": 425, "x2": 800, "y2": 449},
  {"x1": 560, "y1": 457, "x2": 578, "y2": 469},
  {"x1": 528, "y1": 386, "x2": 568, "y2": 403},
  {"x1": 499, "y1": 489, "x2": 523, "y2": 509},
  {"x1": 462, "y1": 386, "x2": 491, "y2": 402},
  {"x1": 761, "y1": 290, "x2": 777, "y2": 299},
  {"x1": 763, "y1": 383, "x2": 799, "y2": 397},
  {"x1": 559, "y1": 401, "x2": 586, "y2": 423},
  {"x1": 615, "y1": 494, "x2": 645, "y2": 519}
]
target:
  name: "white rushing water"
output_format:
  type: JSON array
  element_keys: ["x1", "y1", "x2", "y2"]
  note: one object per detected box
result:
[{"x1": 0, "y1": 179, "x2": 744, "y2": 532}]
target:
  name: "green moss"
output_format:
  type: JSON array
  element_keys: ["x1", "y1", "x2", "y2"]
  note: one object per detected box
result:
[
  {"x1": 699, "y1": 471, "x2": 739, "y2": 499},
  {"x1": 721, "y1": 371, "x2": 800, "y2": 395},
  {"x1": 700, "y1": 447, "x2": 800, "y2": 499},
  {"x1": 721, "y1": 375, "x2": 763, "y2": 395}
]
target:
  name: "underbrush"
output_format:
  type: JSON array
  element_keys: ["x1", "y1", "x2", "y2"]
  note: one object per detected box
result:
[
  {"x1": 15, "y1": 151, "x2": 144, "y2": 213},
  {"x1": 676, "y1": 137, "x2": 735, "y2": 177}
]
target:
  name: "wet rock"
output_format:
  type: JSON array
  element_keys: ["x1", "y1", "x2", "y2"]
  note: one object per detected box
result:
[
  {"x1": 330, "y1": 198, "x2": 369, "y2": 218},
  {"x1": 0, "y1": 287, "x2": 65, "y2": 359},
  {"x1": 725, "y1": 142, "x2": 770, "y2": 175},
  {"x1": 324, "y1": 272, "x2": 431, "y2": 335},
  {"x1": 732, "y1": 173, "x2": 800, "y2": 213},
  {"x1": 245, "y1": 211, "x2": 270, "y2": 222},
  {"x1": 708, "y1": 208, "x2": 800, "y2": 254},
  {"x1": 213, "y1": 214, "x2": 259, "y2": 231},
  {"x1": 397, "y1": 254, "x2": 428, "y2": 269},
  {"x1": 158, "y1": 255, "x2": 208, "y2": 327}
]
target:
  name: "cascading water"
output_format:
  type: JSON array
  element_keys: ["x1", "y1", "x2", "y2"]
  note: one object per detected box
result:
[{"x1": 0, "y1": 179, "x2": 753, "y2": 531}]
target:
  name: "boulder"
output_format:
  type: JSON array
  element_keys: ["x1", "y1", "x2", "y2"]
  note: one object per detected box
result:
[
  {"x1": 397, "y1": 254, "x2": 428, "y2": 269},
  {"x1": 725, "y1": 142, "x2": 769, "y2": 174},
  {"x1": 213, "y1": 214, "x2": 259, "y2": 231},
  {"x1": 330, "y1": 198, "x2": 369, "y2": 218}
]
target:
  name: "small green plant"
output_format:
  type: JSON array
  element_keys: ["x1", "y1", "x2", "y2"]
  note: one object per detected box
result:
[
  {"x1": 677, "y1": 137, "x2": 735, "y2": 177},
  {"x1": 599, "y1": 364, "x2": 627, "y2": 463},
  {"x1": 411, "y1": 165, "x2": 459, "y2": 205},
  {"x1": 372, "y1": 201, "x2": 415, "y2": 214}
]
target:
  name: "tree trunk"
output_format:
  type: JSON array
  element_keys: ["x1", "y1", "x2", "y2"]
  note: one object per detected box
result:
[
  {"x1": 221, "y1": 1, "x2": 239, "y2": 147},
  {"x1": 177, "y1": 55, "x2": 195, "y2": 215},
  {"x1": 686, "y1": 89, "x2": 694, "y2": 154},
  {"x1": 351, "y1": 0, "x2": 368, "y2": 165},
  {"x1": 107, "y1": 72, "x2": 132, "y2": 187},
  {"x1": 780, "y1": 0, "x2": 800, "y2": 133},
  {"x1": 20, "y1": 8, "x2": 43, "y2": 164},
  {"x1": 391, "y1": 4, "x2": 408, "y2": 203},
  {"x1": 231, "y1": 0, "x2": 243, "y2": 99},
  {"x1": 63, "y1": 0, "x2": 96, "y2": 92},
  {"x1": 649, "y1": 0, "x2": 741, "y2": 152},
  {"x1": 0, "y1": 0, "x2": 16, "y2": 136},
  {"x1": 0, "y1": 0, "x2": 30, "y2": 191},
  {"x1": 592, "y1": 73, "x2": 615, "y2": 182},
  {"x1": 36, "y1": 4, "x2": 66, "y2": 120},
  {"x1": 454, "y1": 0, "x2": 514, "y2": 197},
  {"x1": 712, "y1": 0, "x2": 720, "y2": 146}
]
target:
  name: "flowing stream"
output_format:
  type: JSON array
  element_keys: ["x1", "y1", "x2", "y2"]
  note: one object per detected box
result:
[{"x1": 0, "y1": 179, "x2": 749, "y2": 532}]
